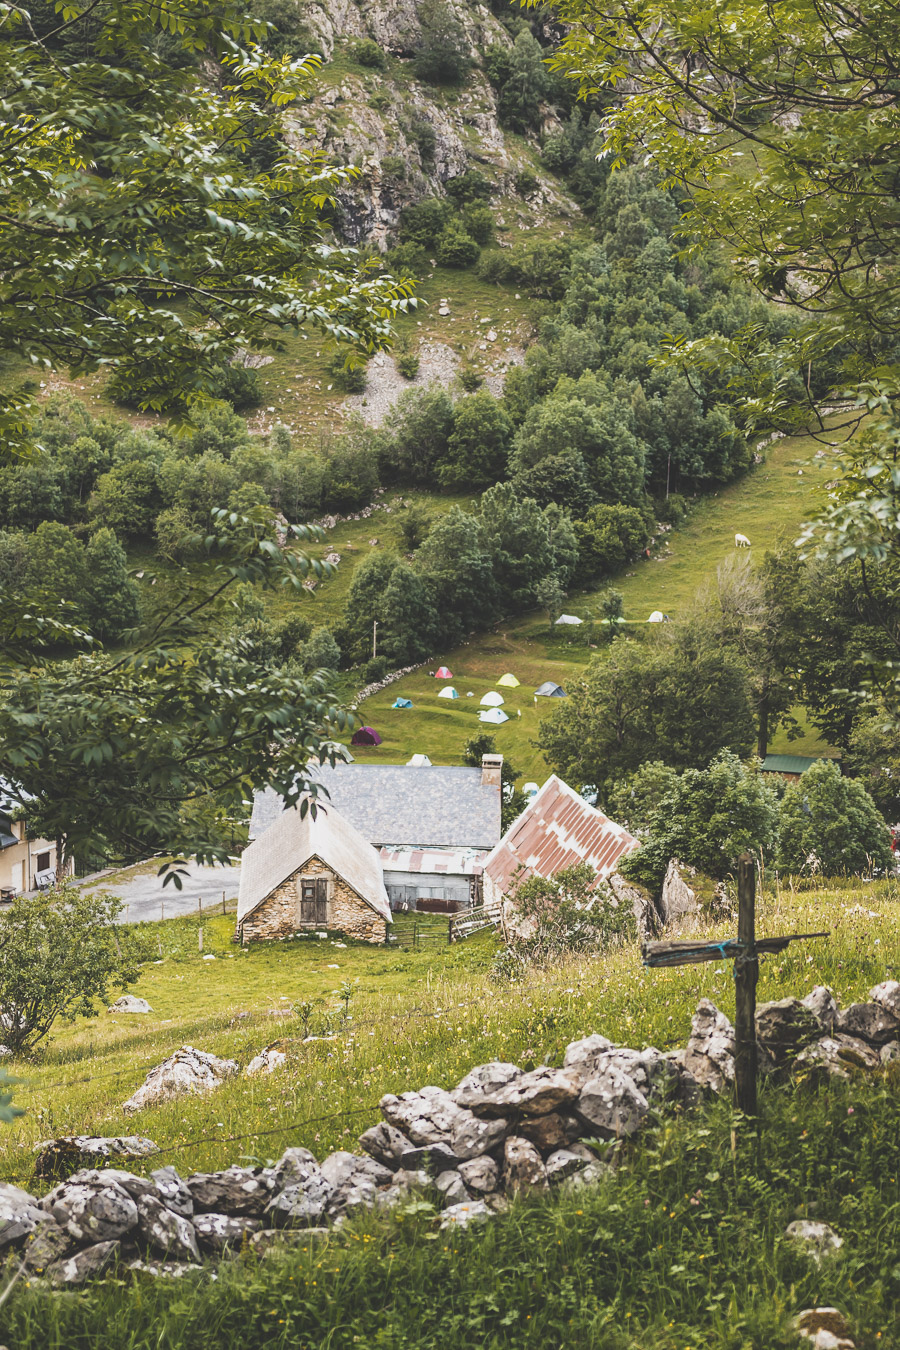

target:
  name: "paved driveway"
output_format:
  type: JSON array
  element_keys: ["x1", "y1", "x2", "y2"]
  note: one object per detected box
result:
[{"x1": 83, "y1": 863, "x2": 241, "y2": 924}]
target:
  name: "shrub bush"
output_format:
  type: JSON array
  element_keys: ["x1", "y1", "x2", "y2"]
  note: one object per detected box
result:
[
  {"x1": 350, "y1": 38, "x2": 386, "y2": 69},
  {"x1": 326, "y1": 352, "x2": 367, "y2": 394},
  {"x1": 514, "y1": 167, "x2": 538, "y2": 195},
  {"x1": 365, "y1": 655, "x2": 389, "y2": 682},
  {"x1": 397, "y1": 351, "x2": 420, "y2": 380}
]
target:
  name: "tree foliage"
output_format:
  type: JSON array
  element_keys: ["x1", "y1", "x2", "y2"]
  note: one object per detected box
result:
[
  {"x1": 777, "y1": 759, "x2": 893, "y2": 877},
  {"x1": 0, "y1": 886, "x2": 148, "y2": 1054},
  {"x1": 0, "y1": 0, "x2": 414, "y2": 451}
]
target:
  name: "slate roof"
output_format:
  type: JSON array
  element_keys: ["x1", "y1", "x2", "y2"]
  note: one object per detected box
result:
[
  {"x1": 250, "y1": 763, "x2": 502, "y2": 850},
  {"x1": 483, "y1": 775, "x2": 638, "y2": 895},
  {"x1": 238, "y1": 800, "x2": 390, "y2": 926}
]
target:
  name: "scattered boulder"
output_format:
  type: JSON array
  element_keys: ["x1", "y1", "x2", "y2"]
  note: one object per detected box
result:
[
  {"x1": 122, "y1": 1046, "x2": 238, "y2": 1113},
  {"x1": 33, "y1": 1135, "x2": 159, "y2": 1180},
  {"x1": 503, "y1": 1137, "x2": 547, "y2": 1192},
  {"x1": 659, "y1": 858, "x2": 700, "y2": 924},
  {"x1": 801, "y1": 986, "x2": 839, "y2": 1032},
  {"x1": 682, "y1": 999, "x2": 735, "y2": 1093},
  {"x1": 108, "y1": 996, "x2": 153, "y2": 1014},
  {"x1": 575, "y1": 1066, "x2": 649, "y2": 1138},
  {"x1": 245, "y1": 1043, "x2": 288, "y2": 1076},
  {"x1": 784, "y1": 1219, "x2": 843, "y2": 1264},
  {"x1": 835, "y1": 1001, "x2": 900, "y2": 1046}
]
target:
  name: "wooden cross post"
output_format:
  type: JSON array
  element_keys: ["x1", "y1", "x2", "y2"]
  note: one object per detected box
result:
[
  {"x1": 642, "y1": 854, "x2": 829, "y2": 1122},
  {"x1": 734, "y1": 852, "x2": 758, "y2": 1116}
]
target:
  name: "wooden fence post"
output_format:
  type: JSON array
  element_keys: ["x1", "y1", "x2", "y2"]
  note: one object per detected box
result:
[{"x1": 734, "y1": 853, "x2": 758, "y2": 1116}]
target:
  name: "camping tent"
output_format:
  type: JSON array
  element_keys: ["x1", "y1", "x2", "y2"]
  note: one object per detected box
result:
[
  {"x1": 437, "y1": 686, "x2": 459, "y2": 700},
  {"x1": 351, "y1": 726, "x2": 382, "y2": 746},
  {"x1": 407, "y1": 753, "x2": 432, "y2": 766},
  {"x1": 523, "y1": 781, "x2": 540, "y2": 797},
  {"x1": 648, "y1": 611, "x2": 668, "y2": 623},
  {"x1": 480, "y1": 691, "x2": 504, "y2": 707},
  {"x1": 435, "y1": 666, "x2": 453, "y2": 678},
  {"x1": 554, "y1": 614, "x2": 583, "y2": 625},
  {"x1": 497, "y1": 673, "x2": 520, "y2": 688},
  {"x1": 391, "y1": 697, "x2": 413, "y2": 709},
  {"x1": 479, "y1": 708, "x2": 509, "y2": 725},
  {"x1": 535, "y1": 681, "x2": 566, "y2": 698}
]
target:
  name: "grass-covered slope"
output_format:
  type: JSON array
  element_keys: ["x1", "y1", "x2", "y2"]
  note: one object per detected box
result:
[{"x1": 0, "y1": 880, "x2": 898, "y2": 1346}]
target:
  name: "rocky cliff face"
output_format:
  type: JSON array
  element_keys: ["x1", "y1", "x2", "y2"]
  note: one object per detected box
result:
[{"x1": 284, "y1": 0, "x2": 568, "y2": 246}]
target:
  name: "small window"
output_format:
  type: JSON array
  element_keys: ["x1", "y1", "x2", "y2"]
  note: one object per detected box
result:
[{"x1": 36, "y1": 851, "x2": 51, "y2": 872}]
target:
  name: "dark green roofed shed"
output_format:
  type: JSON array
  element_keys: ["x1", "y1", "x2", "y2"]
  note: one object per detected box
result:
[{"x1": 761, "y1": 754, "x2": 838, "y2": 780}]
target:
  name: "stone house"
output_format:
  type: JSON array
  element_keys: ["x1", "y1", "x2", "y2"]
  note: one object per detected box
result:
[
  {"x1": 249, "y1": 756, "x2": 503, "y2": 914},
  {"x1": 237, "y1": 800, "x2": 392, "y2": 945}
]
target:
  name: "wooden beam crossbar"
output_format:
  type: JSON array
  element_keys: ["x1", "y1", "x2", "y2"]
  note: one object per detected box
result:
[{"x1": 641, "y1": 931, "x2": 829, "y2": 968}]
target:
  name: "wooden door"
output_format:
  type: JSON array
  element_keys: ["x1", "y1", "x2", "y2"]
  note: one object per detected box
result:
[{"x1": 299, "y1": 876, "x2": 328, "y2": 925}]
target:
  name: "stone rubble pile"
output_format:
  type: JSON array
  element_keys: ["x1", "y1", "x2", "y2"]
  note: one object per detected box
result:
[{"x1": 2, "y1": 981, "x2": 896, "y2": 1285}]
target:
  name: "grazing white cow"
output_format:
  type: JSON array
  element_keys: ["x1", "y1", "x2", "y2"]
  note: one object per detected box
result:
[{"x1": 734, "y1": 533, "x2": 751, "y2": 548}]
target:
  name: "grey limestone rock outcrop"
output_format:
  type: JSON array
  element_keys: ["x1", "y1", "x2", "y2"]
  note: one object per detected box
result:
[
  {"x1": 835, "y1": 1001, "x2": 900, "y2": 1046},
  {"x1": 135, "y1": 1194, "x2": 200, "y2": 1264},
  {"x1": 358, "y1": 1121, "x2": 413, "y2": 1169},
  {"x1": 870, "y1": 979, "x2": 900, "y2": 1018},
  {"x1": 122, "y1": 1045, "x2": 239, "y2": 1113},
  {"x1": 0, "y1": 1181, "x2": 54, "y2": 1249},
  {"x1": 108, "y1": 995, "x2": 153, "y2": 1014},
  {"x1": 682, "y1": 999, "x2": 736, "y2": 1093},
  {"x1": 783, "y1": 1219, "x2": 843, "y2": 1264},
  {"x1": 575, "y1": 1066, "x2": 649, "y2": 1139},
  {"x1": 193, "y1": 1212, "x2": 261, "y2": 1253},
  {"x1": 755, "y1": 998, "x2": 822, "y2": 1068},
  {"x1": 187, "y1": 1166, "x2": 275, "y2": 1217},
  {"x1": 42, "y1": 1175, "x2": 139, "y2": 1243},
  {"x1": 659, "y1": 859, "x2": 701, "y2": 925},
  {"x1": 801, "y1": 986, "x2": 839, "y2": 1032},
  {"x1": 33, "y1": 1134, "x2": 159, "y2": 1179}
]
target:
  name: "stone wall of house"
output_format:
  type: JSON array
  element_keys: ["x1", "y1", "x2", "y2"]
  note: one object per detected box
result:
[{"x1": 240, "y1": 855, "x2": 387, "y2": 945}]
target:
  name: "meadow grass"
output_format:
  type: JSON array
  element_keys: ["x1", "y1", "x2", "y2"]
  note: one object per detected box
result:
[{"x1": 0, "y1": 879, "x2": 898, "y2": 1348}]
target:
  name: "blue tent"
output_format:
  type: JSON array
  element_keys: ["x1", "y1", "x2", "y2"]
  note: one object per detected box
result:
[{"x1": 392, "y1": 697, "x2": 413, "y2": 709}]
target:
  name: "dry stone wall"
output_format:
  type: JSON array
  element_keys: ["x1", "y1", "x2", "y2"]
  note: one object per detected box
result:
[{"x1": 5, "y1": 980, "x2": 898, "y2": 1285}]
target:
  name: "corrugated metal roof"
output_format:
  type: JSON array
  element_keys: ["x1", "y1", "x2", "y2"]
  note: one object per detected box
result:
[
  {"x1": 238, "y1": 800, "x2": 391, "y2": 926},
  {"x1": 378, "y1": 846, "x2": 488, "y2": 877},
  {"x1": 761, "y1": 754, "x2": 836, "y2": 775},
  {"x1": 250, "y1": 763, "x2": 501, "y2": 849},
  {"x1": 482, "y1": 775, "x2": 638, "y2": 895}
]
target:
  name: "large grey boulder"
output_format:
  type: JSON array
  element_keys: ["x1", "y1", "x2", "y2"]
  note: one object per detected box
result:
[
  {"x1": 870, "y1": 980, "x2": 900, "y2": 1019},
  {"x1": 33, "y1": 1134, "x2": 159, "y2": 1180},
  {"x1": 135, "y1": 1194, "x2": 200, "y2": 1264},
  {"x1": 48, "y1": 1239, "x2": 120, "y2": 1285},
  {"x1": 379, "y1": 1085, "x2": 461, "y2": 1145},
  {"x1": 502, "y1": 1137, "x2": 548, "y2": 1192},
  {"x1": 451, "y1": 1062, "x2": 522, "y2": 1112},
  {"x1": 835, "y1": 1001, "x2": 900, "y2": 1046},
  {"x1": 151, "y1": 1166, "x2": 193, "y2": 1218},
  {"x1": 358, "y1": 1121, "x2": 413, "y2": 1170},
  {"x1": 458, "y1": 1156, "x2": 498, "y2": 1195},
  {"x1": 108, "y1": 995, "x2": 153, "y2": 1014},
  {"x1": 0, "y1": 1181, "x2": 53, "y2": 1250},
  {"x1": 122, "y1": 1045, "x2": 238, "y2": 1113},
  {"x1": 801, "y1": 986, "x2": 839, "y2": 1032},
  {"x1": 193, "y1": 1212, "x2": 261, "y2": 1253},
  {"x1": 187, "y1": 1166, "x2": 275, "y2": 1217},
  {"x1": 755, "y1": 998, "x2": 822, "y2": 1066},
  {"x1": 682, "y1": 1000, "x2": 735, "y2": 1094},
  {"x1": 659, "y1": 858, "x2": 700, "y2": 925},
  {"x1": 43, "y1": 1177, "x2": 139, "y2": 1243},
  {"x1": 575, "y1": 1066, "x2": 649, "y2": 1138}
]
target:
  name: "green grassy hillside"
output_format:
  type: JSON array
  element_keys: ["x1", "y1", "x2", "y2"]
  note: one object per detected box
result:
[{"x1": 0, "y1": 879, "x2": 897, "y2": 1347}]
